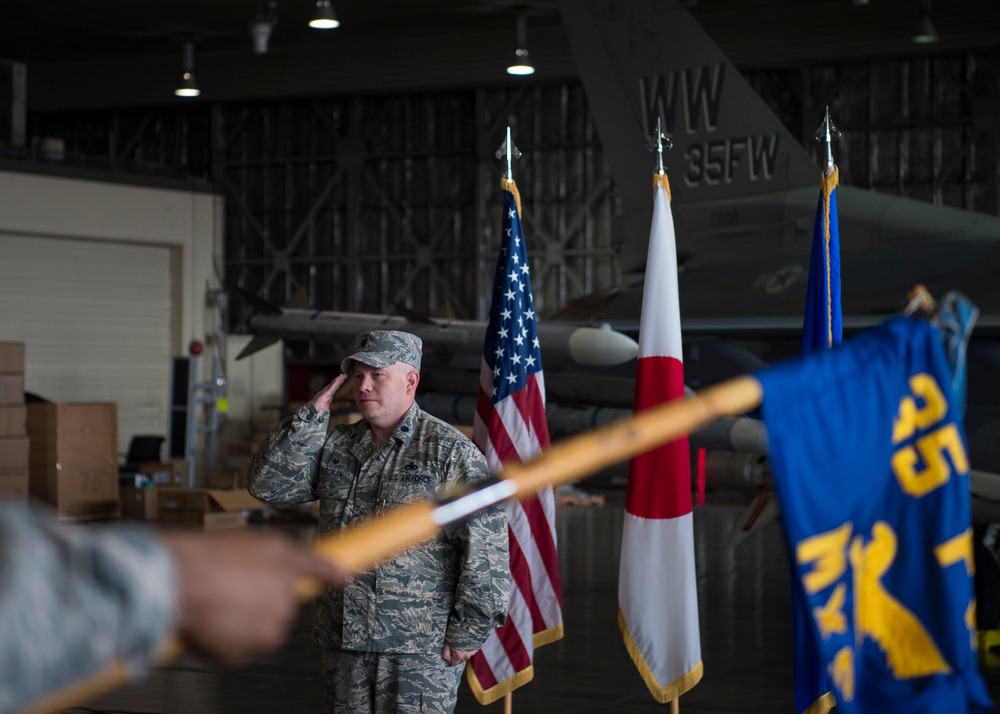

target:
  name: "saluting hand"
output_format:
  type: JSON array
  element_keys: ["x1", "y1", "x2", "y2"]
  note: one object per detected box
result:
[{"x1": 311, "y1": 373, "x2": 348, "y2": 413}]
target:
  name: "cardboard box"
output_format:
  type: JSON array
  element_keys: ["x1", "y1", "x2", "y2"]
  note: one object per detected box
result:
[
  {"x1": 0, "y1": 471, "x2": 29, "y2": 500},
  {"x1": 0, "y1": 373, "x2": 24, "y2": 405},
  {"x1": 138, "y1": 460, "x2": 185, "y2": 486},
  {"x1": 0, "y1": 435, "x2": 29, "y2": 473},
  {"x1": 0, "y1": 404, "x2": 27, "y2": 436},
  {"x1": 120, "y1": 486, "x2": 158, "y2": 521},
  {"x1": 157, "y1": 487, "x2": 262, "y2": 530},
  {"x1": 27, "y1": 402, "x2": 120, "y2": 519},
  {"x1": 0, "y1": 342, "x2": 25, "y2": 373}
]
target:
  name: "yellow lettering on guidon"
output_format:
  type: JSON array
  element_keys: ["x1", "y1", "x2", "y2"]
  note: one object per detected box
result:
[
  {"x1": 797, "y1": 524, "x2": 851, "y2": 640},
  {"x1": 891, "y1": 373, "x2": 969, "y2": 497},
  {"x1": 935, "y1": 528, "x2": 974, "y2": 575},
  {"x1": 829, "y1": 646, "x2": 855, "y2": 702},
  {"x1": 892, "y1": 423, "x2": 969, "y2": 497},
  {"x1": 892, "y1": 373, "x2": 948, "y2": 444},
  {"x1": 796, "y1": 523, "x2": 852, "y2": 594},
  {"x1": 813, "y1": 583, "x2": 848, "y2": 639},
  {"x1": 936, "y1": 528, "x2": 978, "y2": 650}
]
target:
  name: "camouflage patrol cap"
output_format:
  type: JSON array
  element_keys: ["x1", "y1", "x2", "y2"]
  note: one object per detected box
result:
[{"x1": 340, "y1": 330, "x2": 423, "y2": 374}]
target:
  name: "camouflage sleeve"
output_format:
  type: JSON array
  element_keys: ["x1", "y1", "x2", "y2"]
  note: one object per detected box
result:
[
  {"x1": 247, "y1": 402, "x2": 330, "y2": 504},
  {"x1": 0, "y1": 503, "x2": 175, "y2": 714},
  {"x1": 442, "y1": 441, "x2": 510, "y2": 651}
]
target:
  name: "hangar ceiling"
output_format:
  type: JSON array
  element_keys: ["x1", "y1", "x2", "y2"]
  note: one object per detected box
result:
[
  {"x1": 2, "y1": 0, "x2": 998, "y2": 329},
  {"x1": 2, "y1": 0, "x2": 999, "y2": 110}
]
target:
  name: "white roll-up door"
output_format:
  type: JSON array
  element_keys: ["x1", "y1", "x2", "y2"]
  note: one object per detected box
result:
[{"x1": 0, "y1": 233, "x2": 173, "y2": 458}]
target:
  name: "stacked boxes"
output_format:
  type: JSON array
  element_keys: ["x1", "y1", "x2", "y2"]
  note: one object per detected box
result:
[
  {"x1": 120, "y1": 460, "x2": 184, "y2": 522},
  {"x1": 0, "y1": 343, "x2": 28, "y2": 500},
  {"x1": 27, "y1": 402, "x2": 120, "y2": 519},
  {"x1": 120, "y1": 484, "x2": 159, "y2": 521},
  {"x1": 137, "y1": 460, "x2": 185, "y2": 487},
  {"x1": 157, "y1": 487, "x2": 263, "y2": 530}
]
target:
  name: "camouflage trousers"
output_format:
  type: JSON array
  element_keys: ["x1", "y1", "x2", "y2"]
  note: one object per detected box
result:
[{"x1": 322, "y1": 649, "x2": 465, "y2": 714}]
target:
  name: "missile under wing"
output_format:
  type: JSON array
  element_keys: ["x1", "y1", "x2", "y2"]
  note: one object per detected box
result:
[{"x1": 234, "y1": 288, "x2": 638, "y2": 369}]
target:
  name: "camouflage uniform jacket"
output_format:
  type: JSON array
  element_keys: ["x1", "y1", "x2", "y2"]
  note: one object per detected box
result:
[
  {"x1": 248, "y1": 401, "x2": 509, "y2": 654},
  {"x1": 0, "y1": 504, "x2": 175, "y2": 714}
]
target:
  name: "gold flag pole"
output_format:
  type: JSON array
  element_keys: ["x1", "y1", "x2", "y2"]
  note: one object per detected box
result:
[{"x1": 22, "y1": 375, "x2": 764, "y2": 714}]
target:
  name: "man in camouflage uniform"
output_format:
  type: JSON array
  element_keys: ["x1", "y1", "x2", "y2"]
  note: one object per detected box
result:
[
  {"x1": 0, "y1": 504, "x2": 341, "y2": 713},
  {"x1": 248, "y1": 329, "x2": 509, "y2": 714}
]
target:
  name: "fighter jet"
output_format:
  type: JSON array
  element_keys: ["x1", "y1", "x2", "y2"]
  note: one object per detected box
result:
[
  {"x1": 525, "y1": 0, "x2": 1000, "y2": 564},
  {"x1": 557, "y1": 0, "x2": 1000, "y2": 324},
  {"x1": 551, "y1": 0, "x2": 1000, "y2": 479}
]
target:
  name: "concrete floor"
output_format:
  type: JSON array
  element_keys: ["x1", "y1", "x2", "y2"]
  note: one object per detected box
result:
[{"x1": 63, "y1": 496, "x2": 1000, "y2": 714}]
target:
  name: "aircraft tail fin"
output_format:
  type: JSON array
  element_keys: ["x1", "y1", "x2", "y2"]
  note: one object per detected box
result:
[
  {"x1": 559, "y1": 0, "x2": 816, "y2": 203},
  {"x1": 235, "y1": 333, "x2": 282, "y2": 361},
  {"x1": 232, "y1": 288, "x2": 286, "y2": 360},
  {"x1": 558, "y1": 0, "x2": 818, "y2": 270},
  {"x1": 235, "y1": 287, "x2": 283, "y2": 315}
]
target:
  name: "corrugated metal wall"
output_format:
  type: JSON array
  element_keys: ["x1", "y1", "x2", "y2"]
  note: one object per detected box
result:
[
  {"x1": 217, "y1": 83, "x2": 618, "y2": 330},
  {"x1": 746, "y1": 52, "x2": 999, "y2": 213}
]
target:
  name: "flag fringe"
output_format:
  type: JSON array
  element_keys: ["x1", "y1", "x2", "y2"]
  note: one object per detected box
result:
[
  {"x1": 500, "y1": 177, "x2": 522, "y2": 216},
  {"x1": 652, "y1": 172, "x2": 672, "y2": 202},
  {"x1": 466, "y1": 663, "x2": 535, "y2": 705},
  {"x1": 820, "y1": 166, "x2": 839, "y2": 348},
  {"x1": 533, "y1": 623, "x2": 564, "y2": 648},
  {"x1": 801, "y1": 691, "x2": 836, "y2": 714},
  {"x1": 618, "y1": 608, "x2": 703, "y2": 703}
]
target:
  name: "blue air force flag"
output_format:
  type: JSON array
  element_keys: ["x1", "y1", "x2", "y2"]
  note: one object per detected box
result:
[
  {"x1": 795, "y1": 165, "x2": 842, "y2": 714},
  {"x1": 757, "y1": 316, "x2": 992, "y2": 714}
]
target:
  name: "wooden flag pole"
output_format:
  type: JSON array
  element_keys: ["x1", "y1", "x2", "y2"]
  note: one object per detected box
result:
[
  {"x1": 504, "y1": 691, "x2": 513, "y2": 714},
  {"x1": 22, "y1": 375, "x2": 764, "y2": 714},
  {"x1": 671, "y1": 697, "x2": 680, "y2": 714}
]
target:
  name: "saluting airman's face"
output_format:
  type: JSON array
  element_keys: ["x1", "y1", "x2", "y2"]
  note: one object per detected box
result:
[{"x1": 351, "y1": 361, "x2": 419, "y2": 431}]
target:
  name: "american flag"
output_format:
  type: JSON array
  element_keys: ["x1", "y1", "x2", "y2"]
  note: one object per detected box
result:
[{"x1": 466, "y1": 177, "x2": 564, "y2": 704}]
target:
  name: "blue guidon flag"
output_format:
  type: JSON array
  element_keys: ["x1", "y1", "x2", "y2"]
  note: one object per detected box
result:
[
  {"x1": 796, "y1": 165, "x2": 843, "y2": 714},
  {"x1": 803, "y1": 166, "x2": 843, "y2": 354},
  {"x1": 758, "y1": 316, "x2": 992, "y2": 714}
]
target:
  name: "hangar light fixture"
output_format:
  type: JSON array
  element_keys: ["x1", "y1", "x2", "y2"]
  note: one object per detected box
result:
[
  {"x1": 912, "y1": 0, "x2": 939, "y2": 43},
  {"x1": 506, "y1": 15, "x2": 535, "y2": 76},
  {"x1": 174, "y1": 42, "x2": 201, "y2": 97},
  {"x1": 309, "y1": 0, "x2": 340, "y2": 29},
  {"x1": 251, "y1": 1, "x2": 278, "y2": 54}
]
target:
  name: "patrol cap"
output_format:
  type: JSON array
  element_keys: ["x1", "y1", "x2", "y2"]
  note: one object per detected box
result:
[{"x1": 340, "y1": 330, "x2": 423, "y2": 374}]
